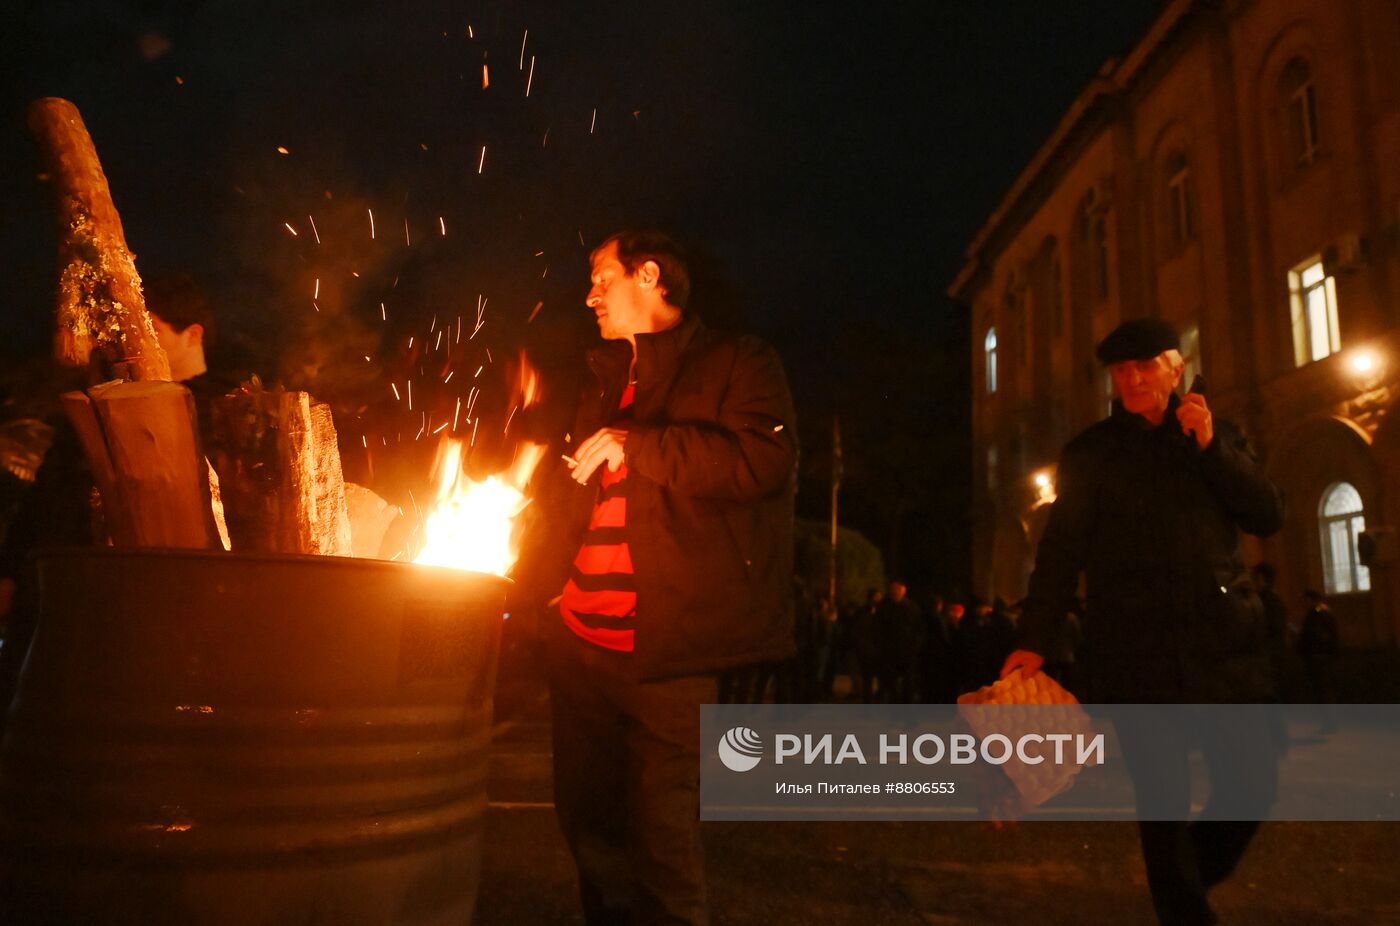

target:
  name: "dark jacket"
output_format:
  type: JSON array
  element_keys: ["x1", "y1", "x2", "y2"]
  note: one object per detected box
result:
[
  {"x1": 1018, "y1": 394, "x2": 1284, "y2": 702},
  {"x1": 513, "y1": 315, "x2": 798, "y2": 680}
]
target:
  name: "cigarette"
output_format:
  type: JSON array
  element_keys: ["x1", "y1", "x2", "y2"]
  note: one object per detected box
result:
[{"x1": 562, "y1": 454, "x2": 579, "y2": 468}]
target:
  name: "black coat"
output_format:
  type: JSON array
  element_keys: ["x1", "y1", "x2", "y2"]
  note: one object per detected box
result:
[
  {"x1": 513, "y1": 315, "x2": 798, "y2": 680},
  {"x1": 1018, "y1": 394, "x2": 1284, "y2": 702}
]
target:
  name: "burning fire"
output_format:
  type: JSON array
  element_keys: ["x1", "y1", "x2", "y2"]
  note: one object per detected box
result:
[{"x1": 412, "y1": 352, "x2": 545, "y2": 576}]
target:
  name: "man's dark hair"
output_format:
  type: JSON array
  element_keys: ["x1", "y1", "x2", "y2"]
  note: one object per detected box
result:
[
  {"x1": 1303, "y1": 588, "x2": 1324, "y2": 604},
  {"x1": 1252, "y1": 562, "x2": 1277, "y2": 584},
  {"x1": 596, "y1": 229, "x2": 691, "y2": 309},
  {"x1": 144, "y1": 275, "x2": 216, "y2": 346}
]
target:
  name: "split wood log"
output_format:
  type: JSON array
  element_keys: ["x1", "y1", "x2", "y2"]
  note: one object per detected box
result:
[
  {"x1": 344, "y1": 483, "x2": 400, "y2": 559},
  {"x1": 28, "y1": 97, "x2": 169, "y2": 382},
  {"x1": 208, "y1": 390, "x2": 353, "y2": 556},
  {"x1": 61, "y1": 381, "x2": 218, "y2": 549}
]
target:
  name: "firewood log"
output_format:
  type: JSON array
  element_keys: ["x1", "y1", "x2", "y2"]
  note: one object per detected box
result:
[
  {"x1": 208, "y1": 390, "x2": 353, "y2": 556},
  {"x1": 27, "y1": 97, "x2": 169, "y2": 382},
  {"x1": 61, "y1": 381, "x2": 218, "y2": 549}
]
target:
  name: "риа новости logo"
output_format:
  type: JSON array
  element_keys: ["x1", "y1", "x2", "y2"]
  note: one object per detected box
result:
[{"x1": 718, "y1": 726, "x2": 764, "y2": 772}]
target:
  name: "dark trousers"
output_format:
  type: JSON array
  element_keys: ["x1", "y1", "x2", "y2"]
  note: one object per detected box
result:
[
  {"x1": 1113, "y1": 706, "x2": 1279, "y2": 926},
  {"x1": 548, "y1": 637, "x2": 717, "y2": 926}
]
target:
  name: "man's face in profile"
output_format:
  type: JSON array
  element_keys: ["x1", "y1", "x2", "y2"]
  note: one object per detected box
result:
[
  {"x1": 1109, "y1": 351, "x2": 1182, "y2": 422},
  {"x1": 586, "y1": 241, "x2": 648, "y2": 341}
]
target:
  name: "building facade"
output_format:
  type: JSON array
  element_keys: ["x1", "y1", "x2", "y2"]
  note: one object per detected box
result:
[{"x1": 951, "y1": 0, "x2": 1400, "y2": 647}]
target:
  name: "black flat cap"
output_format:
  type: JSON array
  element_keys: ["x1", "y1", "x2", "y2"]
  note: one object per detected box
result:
[{"x1": 1095, "y1": 317, "x2": 1180, "y2": 365}]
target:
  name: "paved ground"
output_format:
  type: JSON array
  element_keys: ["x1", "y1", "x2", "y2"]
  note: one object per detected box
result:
[{"x1": 477, "y1": 649, "x2": 1400, "y2": 925}]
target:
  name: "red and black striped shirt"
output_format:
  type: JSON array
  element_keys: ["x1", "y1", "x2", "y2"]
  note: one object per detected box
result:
[{"x1": 559, "y1": 383, "x2": 636, "y2": 651}]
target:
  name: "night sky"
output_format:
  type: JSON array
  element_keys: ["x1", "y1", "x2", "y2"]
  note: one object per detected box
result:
[{"x1": 1, "y1": 1, "x2": 1161, "y2": 594}]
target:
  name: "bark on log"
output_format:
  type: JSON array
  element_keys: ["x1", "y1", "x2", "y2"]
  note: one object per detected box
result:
[
  {"x1": 28, "y1": 97, "x2": 169, "y2": 382},
  {"x1": 62, "y1": 381, "x2": 218, "y2": 549},
  {"x1": 208, "y1": 390, "x2": 353, "y2": 556}
]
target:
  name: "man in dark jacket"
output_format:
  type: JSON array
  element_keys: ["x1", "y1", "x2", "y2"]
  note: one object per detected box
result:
[
  {"x1": 1000, "y1": 318, "x2": 1284, "y2": 926},
  {"x1": 513, "y1": 230, "x2": 797, "y2": 925}
]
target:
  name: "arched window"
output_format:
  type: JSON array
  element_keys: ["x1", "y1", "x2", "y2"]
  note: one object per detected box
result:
[
  {"x1": 984, "y1": 327, "x2": 998, "y2": 395},
  {"x1": 1092, "y1": 215, "x2": 1110, "y2": 300},
  {"x1": 1049, "y1": 253, "x2": 1064, "y2": 338},
  {"x1": 1319, "y1": 482, "x2": 1370, "y2": 594},
  {"x1": 1280, "y1": 58, "x2": 1320, "y2": 167}
]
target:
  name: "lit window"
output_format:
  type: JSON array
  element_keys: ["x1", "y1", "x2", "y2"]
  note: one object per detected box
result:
[
  {"x1": 1165, "y1": 152, "x2": 1194, "y2": 248},
  {"x1": 985, "y1": 327, "x2": 998, "y2": 394},
  {"x1": 1281, "y1": 58, "x2": 1320, "y2": 167},
  {"x1": 1319, "y1": 482, "x2": 1370, "y2": 594},
  {"x1": 1180, "y1": 324, "x2": 1201, "y2": 390},
  {"x1": 1289, "y1": 257, "x2": 1340, "y2": 366}
]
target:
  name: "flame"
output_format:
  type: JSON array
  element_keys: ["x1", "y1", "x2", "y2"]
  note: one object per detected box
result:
[
  {"x1": 411, "y1": 355, "x2": 546, "y2": 576},
  {"x1": 412, "y1": 439, "x2": 544, "y2": 575}
]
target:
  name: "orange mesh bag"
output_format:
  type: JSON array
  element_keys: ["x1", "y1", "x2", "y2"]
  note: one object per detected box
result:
[{"x1": 956, "y1": 669, "x2": 1098, "y2": 813}]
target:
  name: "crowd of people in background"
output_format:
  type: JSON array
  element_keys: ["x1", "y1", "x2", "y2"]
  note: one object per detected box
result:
[{"x1": 718, "y1": 565, "x2": 1343, "y2": 707}]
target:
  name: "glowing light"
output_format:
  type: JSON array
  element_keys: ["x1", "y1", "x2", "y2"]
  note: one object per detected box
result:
[
  {"x1": 1350, "y1": 350, "x2": 1378, "y2": 375},
  {"x1": 284, "y1": 222, "x2": 299, "y2": 237},
  {"x1": 439, "y1": 216, "x2": 446, "y2": 235},
  {"x1": 368, "y1": 208, "x2": 376, "y2": 239},
  {"x1": 276, "y1": 146, "x2": 289, "y2": 155},
  {"x1": 478, "y1": 146, "x2": 486, "y2": 174}
]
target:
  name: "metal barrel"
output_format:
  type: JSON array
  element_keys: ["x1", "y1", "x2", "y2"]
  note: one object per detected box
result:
[{"x1": 1, "y1": 548, "x2": 507, "y2": 926}]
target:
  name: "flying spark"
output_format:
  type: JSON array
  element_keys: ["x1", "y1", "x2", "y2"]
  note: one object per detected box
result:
[
  {"x1": 380, "y1": 302, "x2": 387, "y2": 321},
  {"x1": 313, "y1": 278, "x2": 319, "y2": 299},
  {"x1": 284, "y1": 222, "x2": 298, "y2": 236},
  {"x1": 590, "y1": 108, "x2": 597, "y2": 133},
  {"x1": 308, "y1": 215, "x2": 320, "y2": 243},
  {"x1": 478, "y1": 146, "x2": 486, "y2": 174},
  {"x1": 439, "y1": 216, "x2": 446, "y2": 235},
  {"x1": 368, "y1": 208, "x2": 376, "y2": 239},
  {"x1": 519, "y1": 30, "x2": 528, "y2": 69},
  {"x1": 526, "y1": 56, "x2": 535, "y2": 96},
  {"x1": 404, "y1": 218, "x2": 411, "y2": 247},
  {"x1": 391, "y1": 383, "x2": 401, "y2": 401}
]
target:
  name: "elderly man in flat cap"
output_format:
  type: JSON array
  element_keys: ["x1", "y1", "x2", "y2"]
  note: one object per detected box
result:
[{"x1": 1000, "y1": 318, "x2": 1284, "y2": 926}]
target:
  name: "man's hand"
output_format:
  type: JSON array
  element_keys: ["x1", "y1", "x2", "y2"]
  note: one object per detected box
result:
[
  {"x1": 1176, "y1": 392, "x2": 1214, "y2": 450},
  {"x1": 1000, "y1": 649, "x2": 1044, "y2": 680},
  {"x1": 570, "y1": 427, "x2": 628, "y2": 484}
]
